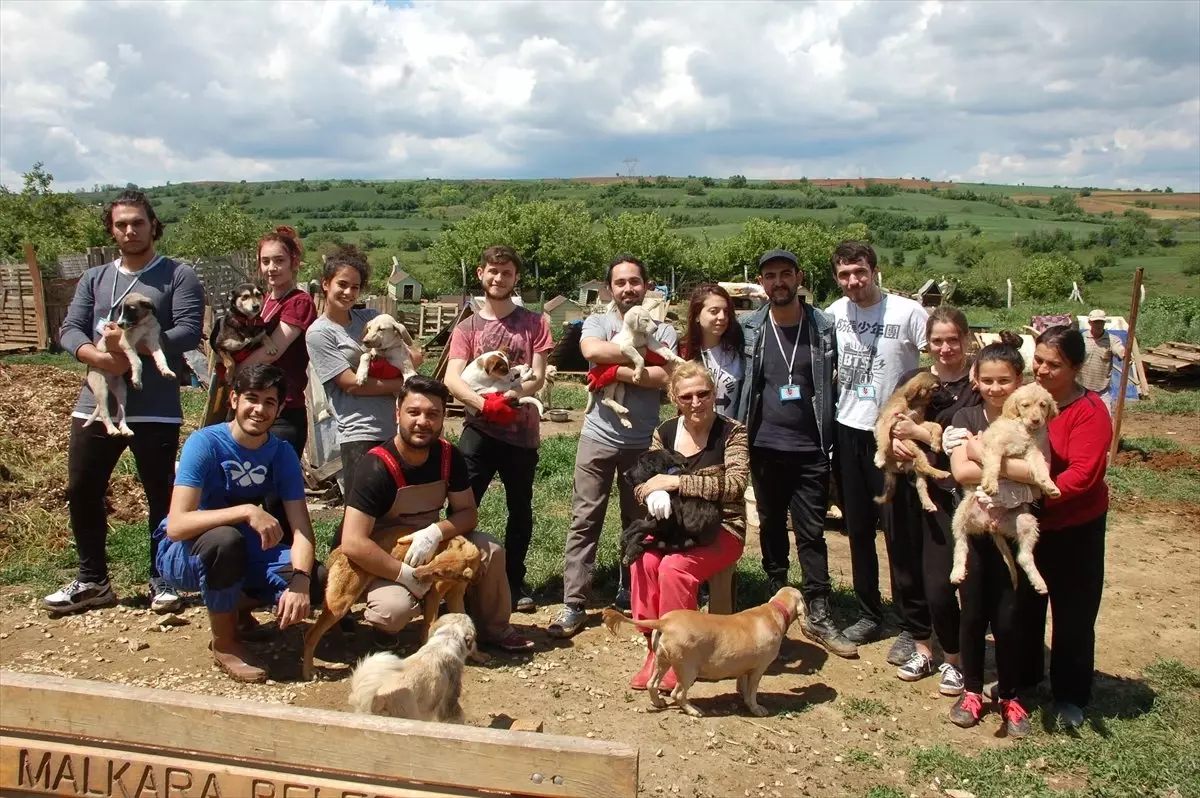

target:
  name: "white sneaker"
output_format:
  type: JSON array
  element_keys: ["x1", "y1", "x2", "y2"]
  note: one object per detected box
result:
[
  {"x1": 43, "y1": 579, "x2": 116, "y2": 614},
  {"x1": 938, "y1": 662, "x2": 965, "y2": 696},
  {"x1": 149, "y1": 578, "x2": 182, "y2": 614}
]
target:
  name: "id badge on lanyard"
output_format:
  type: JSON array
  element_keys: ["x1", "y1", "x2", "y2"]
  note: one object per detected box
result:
[
  {"x1": 769, "y1": 315, "x2": 804, "y2": 402},
  {"x1": 98, "y1": 256, "x2": 163, "y2": 335},
  {"x1": 855, "y1": 385, "x2": 877, "y2": 400}
]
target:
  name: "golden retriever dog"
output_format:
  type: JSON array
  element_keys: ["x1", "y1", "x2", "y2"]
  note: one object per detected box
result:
[
  {"x1": 874, "y1": 372, "x2": 951, "y2": 512},
  {"x1": 354, "y1": 314, "x2": 417, "y2": 384},
  {"x1": 602, "y1": 587, "x2": 806, "y2": 717},
  {"x1": 585, "y1": 305, "x2": 683, "y2": 428},
  {"x1": 347, "y1": 613, "x2": 476, "y2": 722},
  {"x1": 84, "y1": 292, "x2": 176, "y2": 437},
  {"x1": 949, "y1": 382, "x2": 1061, "y2": 594},
  {"x1": 460, "y1": 348, "x2": 544, "y2": 416},
  {"x1": 302, "y1": 535, "x2": 481, "y2": 681}
]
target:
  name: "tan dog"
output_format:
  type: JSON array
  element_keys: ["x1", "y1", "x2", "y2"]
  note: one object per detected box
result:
[
  {"x1": 460, "y1": 348, "x2": 544, "y2": 416},
  {"x1": 355, "y1": 314, "x2": 417, "y2": 384},
  {"x1": 302, "y1": 535, "x2": 481, "y2": 681},
  {"x1": 950, "y1": 382, "x2": 1060, "y2": 593},
  {"x1": 602, "y1": 587, "x2": 806, "y2": 717},
  {"x1": 874, "y1": 372, "x2": 951, "y2": 512},
  {"x1": 347, "y1": 613, "x2": 477, "y2": 722},
  {"x1": 84, "y1": 292, "x2": 176, "y2": 437},
  {"x1": 585, "y1": 305, "x2": 683, "y2": 428}
]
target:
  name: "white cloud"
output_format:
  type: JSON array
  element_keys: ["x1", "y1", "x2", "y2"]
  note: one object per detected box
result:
[{"x1": 0, "y1": 0, "x2": 1196, "y2": 190}]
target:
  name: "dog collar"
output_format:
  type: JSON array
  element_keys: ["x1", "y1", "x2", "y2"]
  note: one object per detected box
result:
[{"x1": 768, "y1": 599, "x2": 792, "y2": 627}]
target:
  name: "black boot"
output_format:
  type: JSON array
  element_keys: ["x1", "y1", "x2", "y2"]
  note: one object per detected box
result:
[{"x1": 802, "y1": 596, "x2": 858, "y2": 659}]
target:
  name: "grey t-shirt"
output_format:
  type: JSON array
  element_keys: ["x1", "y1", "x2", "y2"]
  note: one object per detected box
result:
[
  {"x1": 305, "y1": 309, "x2": 398, "y2": 446},
  {"x1": 580, "y1": 309, "x2": 678, "y2": 450}
]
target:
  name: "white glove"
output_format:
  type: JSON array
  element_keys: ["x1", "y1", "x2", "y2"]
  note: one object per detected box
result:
[
  {"x1": 942, "y1": 426, "x2": 969, "y2": 453},
  {"x1": 403, "y1": 524, "x2": 442, "y2": 567},
  {"x1": 973, "y1": 489, "x2": 996, "y2": 510},
  {"x1": 395, "y1": 563, "x2": 431, "y2": 598},
  {"x1": 645, "y1": 490, "x2": 673, "y2": 521}
]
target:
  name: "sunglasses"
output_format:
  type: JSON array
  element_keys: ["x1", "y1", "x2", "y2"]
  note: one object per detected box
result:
[{"x1": 676, "y1": 390, "x2": 712, "y2": 404}]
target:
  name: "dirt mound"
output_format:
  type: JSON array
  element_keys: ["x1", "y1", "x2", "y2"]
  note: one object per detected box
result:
[{"x1": 1114, "y1": 446, "x2": 1200, "y2": 471}]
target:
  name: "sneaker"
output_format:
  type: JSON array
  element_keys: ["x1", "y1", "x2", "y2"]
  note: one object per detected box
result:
[
  {"x1": 149, "y1": 577, "x2": 183, "y2": 614},
  {"x1": 511, "y1": 587, "x2": 536, "y2": 614},
  {"x1": 614, "y1": 588, "x2": 632, "y2": 617},
  {"x1": 897, "y1": 651, "x2": 937, "y2": 682},
  {"x1": 1001, "y1": 698, "x2": 1032, "y2": 738},
  {"x1": 950, "y1": 691, "x2": 984, "y2": 728},
  {"x1": 938, "y1": 662, "x2": 966, "y2": 696},
  {"x1": 43, "y1": 579, "x2": 116, "y2": 614},
  {"x1": 1055, "y1": 701, "x2": 1085, "y2": 730},
  {"x1": 886, "y1": 631, "x2": 916, "y2": 666},
  {"x1": 802, "y1": 596, "x2": 859, "y2": 659},
  {"x1": 547, "y1": 605, "x2": 587, "y2": 639},
  {"x1": 842, "y1": 617, "x2": 884, "y2": 645}
]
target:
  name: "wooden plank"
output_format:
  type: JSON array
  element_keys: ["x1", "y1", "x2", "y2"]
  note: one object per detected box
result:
[
  {"x1": 1169, "y1": 341, "x2": 1200, "y2": 353},
  {"x1": 0, "y1": 671, "x2": 639, "y2": 798},
  {"x1": 22, "y1": 243, "x2": 49, "y2": 351},
  {"x1": 1158, "y1": 346, "x2": 1200, "y2": 363}
]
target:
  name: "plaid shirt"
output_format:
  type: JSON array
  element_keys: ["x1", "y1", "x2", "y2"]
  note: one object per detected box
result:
[{"x1": 1079, "y1": 332, "x2": 1125, "y2": 393}]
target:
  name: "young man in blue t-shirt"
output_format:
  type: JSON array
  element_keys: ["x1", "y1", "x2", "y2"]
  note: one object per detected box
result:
[{"x1": 155, "y1": 364, "x2": 318, "y2": 682}]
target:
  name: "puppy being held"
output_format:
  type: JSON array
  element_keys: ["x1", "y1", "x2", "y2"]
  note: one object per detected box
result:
[
  {"x1": 603, "y1": 587, "x2": 805, "y2": 717},
  {"x1": 585, "y1": 305, "x2": 683, "y2": 428},
  {"x1": 621, "y1": 448, "x2": 721, "y2": 566},
  {"x1": 84, "y1": 292, "x2": 176, "y2": 437},
  {"x1": 348, "y1": 613, "x2": 476, "y2": 723},
  {"x1": 950, "y1": 381, "x2": 1060, "y2": 594},
  {"x1": 211, "y1": 283, "x2": 276, "y2": 385},
  {"x1": 873, "y1": 371, "x2": 951, "y2": 513},
  {"x1": 460, "y1": 348, "x2": 544, "y2": 418},
  {"x1": 302, "y1": 535, "x2": 481, "y2": 681},
  {"x1": 354, "y1": 314, "x2": 417, "y2": 385}
]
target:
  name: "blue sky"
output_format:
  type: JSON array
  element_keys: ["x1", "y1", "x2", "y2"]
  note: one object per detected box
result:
[{"x1": 2, "y1": 0, "x2": 1198, "y2": 191}]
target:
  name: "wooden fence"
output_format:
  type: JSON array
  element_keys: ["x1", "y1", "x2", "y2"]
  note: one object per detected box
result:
[
  {"x1": 0, "y1": 245, "x2": 48, "y2": 352},
  {"x1": 0, "y1": 670, "x2": 639, "y2": 798}
]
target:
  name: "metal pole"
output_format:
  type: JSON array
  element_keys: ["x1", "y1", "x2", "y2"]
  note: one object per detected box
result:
[{"x1": 1109, "y1": 267, "x2": 1144, "y2": 462}]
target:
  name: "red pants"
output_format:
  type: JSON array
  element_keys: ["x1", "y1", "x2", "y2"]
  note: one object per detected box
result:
[{"x1": 631, "y1": 529, "x2": 744, "y2": 621}]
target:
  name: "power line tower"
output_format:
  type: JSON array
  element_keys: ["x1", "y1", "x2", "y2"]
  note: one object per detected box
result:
[{"x1": 622, "y1": 157, "x2": 639, "y2": 178}]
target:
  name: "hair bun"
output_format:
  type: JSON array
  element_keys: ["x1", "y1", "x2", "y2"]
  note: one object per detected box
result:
[
  {"x1": 997, "y1": 329, "x2": 1022, "y2": 349},
  {"x1": 275, "y1": 225, "x2": 299, "y2": 239}
]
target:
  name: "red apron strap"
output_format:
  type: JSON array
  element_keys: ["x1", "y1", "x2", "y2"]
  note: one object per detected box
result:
[
  {"x1": 368, "y1": 446, "x2": 407, "y2": 490},
  {"x1": 439, "y1": 439, "x2": 452, "y2": 483}
]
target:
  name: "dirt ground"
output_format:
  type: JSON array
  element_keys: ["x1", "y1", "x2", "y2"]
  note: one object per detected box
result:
[
  {"x1": 1122, "y1": 412, "x2": 1200, "y2": 448},
  {"x1": 2, "y1": 510, "x2": 1196, "y2": 798}
]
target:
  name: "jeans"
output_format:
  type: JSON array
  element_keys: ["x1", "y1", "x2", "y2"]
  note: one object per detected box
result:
[
  {"x1": 67, "y1": 417, "x2": 179, "y2": 584},
  {"x1": 749, "y1": 447, "x2": 832, "y2": 601}
]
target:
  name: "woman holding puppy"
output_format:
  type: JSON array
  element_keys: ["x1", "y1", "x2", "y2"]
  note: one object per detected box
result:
[
  {"x1": 628, "y1": 361, "x2": 749, "y2": 690},
  {"x1": 1017, "y1": 325, "x2": 1112, "y2": 730}
]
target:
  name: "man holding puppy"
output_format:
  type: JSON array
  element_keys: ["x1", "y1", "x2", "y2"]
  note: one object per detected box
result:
[
  {"x1": 549, "y1": 254, "x2": 678, "y2": 639},
  {"x1": 444, "y1": 246, "x2": 552, "y2": 614},
  {"x1": 340, "y1": 376, "x2": 534, "y2": 651},
  {"x1": 155, "y1": 364, "x2": 320, "y2": 682}
]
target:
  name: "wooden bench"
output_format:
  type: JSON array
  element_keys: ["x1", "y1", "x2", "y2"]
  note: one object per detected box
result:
[
  {"x1": 706, "y1": 564, "x2": 737, "y2": 615},
  {"x1": 1, "y1": 670, "x2": 638, "y2": 798}
]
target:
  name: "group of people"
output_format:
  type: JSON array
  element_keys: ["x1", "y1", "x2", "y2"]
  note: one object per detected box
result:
[{"x1": 47, "y1": 190, "x2": 1111, "y2": 737}]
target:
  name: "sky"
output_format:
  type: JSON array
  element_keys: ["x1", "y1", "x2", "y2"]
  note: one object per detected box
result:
[{"x1": 2, "y1": 0, "x2": 1198, "y2": 191}]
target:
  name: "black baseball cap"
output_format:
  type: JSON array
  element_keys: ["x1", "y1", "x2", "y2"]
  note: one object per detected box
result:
[{"x1": 757, "y1": 249, "x2": 799, "y2": 272}]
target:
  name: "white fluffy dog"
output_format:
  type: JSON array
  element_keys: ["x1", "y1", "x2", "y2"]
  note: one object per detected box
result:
[
  {"x1": 354, "y1": 314, "x2": 417, "y2": 384},
  {"x1": 460, "y1": 348, "x2": 544, "y2": 417},
  {"x1": 348, "y1": 613, "x2": 477, "y2": 723},
  {"x1": 585, "y1": 305, "x2": 683, "y2": 428}
]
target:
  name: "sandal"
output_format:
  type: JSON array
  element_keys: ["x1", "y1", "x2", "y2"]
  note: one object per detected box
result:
[{"x1": 493, "y1": 630, "x2": 535, "y2": 652}]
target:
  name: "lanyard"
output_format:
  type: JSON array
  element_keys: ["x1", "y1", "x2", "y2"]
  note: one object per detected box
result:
[
  {"x1": 768, "y1": 313, "x2": 800, "y2": 383},
  {"x1": 851, "y1": 295, "x2": 887, "y2": 381},
  {"x1": 107, "y1": 255, "x2": 164, "y2": 320}
]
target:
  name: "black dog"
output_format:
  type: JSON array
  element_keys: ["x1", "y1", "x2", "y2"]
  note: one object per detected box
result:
[
  {"x1": 620, "y1": 449, "x2": 722, "y2": 566},
  {"x1": 210, "y1": 283, "x2": 277, "y2": 384}
]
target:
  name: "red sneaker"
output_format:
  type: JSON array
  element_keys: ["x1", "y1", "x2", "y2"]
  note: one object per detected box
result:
[
  {"x1": 1000, "y1": 698, "x2": 1031, "y2": 738},
  {"x1": 630, "y1": 650, "x2": 678, "y2": 691},
  {"x1": 950, "y1": 691, "x2": 983, "y2": 728}
]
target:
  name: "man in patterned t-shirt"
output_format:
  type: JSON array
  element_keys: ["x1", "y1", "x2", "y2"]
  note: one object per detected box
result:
[{"x1": 445, "y1": 246, "x2": 552, "y2": 613}]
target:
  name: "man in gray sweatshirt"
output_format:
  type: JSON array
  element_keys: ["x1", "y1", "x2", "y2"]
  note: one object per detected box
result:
[{"x1": 45, "y1": 190, "x2": 205, "y2": 615}]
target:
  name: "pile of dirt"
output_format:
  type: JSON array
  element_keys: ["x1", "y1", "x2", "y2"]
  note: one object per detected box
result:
[
  {"x1": 1114, "y1": 446, "x2": 1200, "y2": 472},
  {"x1": 0, "y1": 364, "x2": 147, "y2": 560}
]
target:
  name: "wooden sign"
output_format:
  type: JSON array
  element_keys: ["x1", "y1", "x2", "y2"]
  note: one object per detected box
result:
[{"x1": 0, "y1": 671, "x2": 638, "y2": 798}]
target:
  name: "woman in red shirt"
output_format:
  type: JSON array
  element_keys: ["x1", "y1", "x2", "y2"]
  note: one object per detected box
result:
[{"x1": 1018, "y1": 325, "x2": 1112, "y2": 730}]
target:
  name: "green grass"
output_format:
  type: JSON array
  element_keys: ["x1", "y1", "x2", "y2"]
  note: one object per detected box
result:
[
  {"x1": 1108, "y1": 465, "x2": 1199, "y2": 504},
  {"x1": 842, "y1": 697, "x2": 891, "y2": 719},
  {"x1": 1, "y1": 352, "x2": 85, "y2": 372},
  {"x1": 1127, "y1": 388, "x2": 1200, "y2": 416}
]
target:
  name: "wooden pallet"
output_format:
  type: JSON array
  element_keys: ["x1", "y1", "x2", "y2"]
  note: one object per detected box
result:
[{"x1": 1142, "y1": 341, "x2": 1200, "y2": 376}]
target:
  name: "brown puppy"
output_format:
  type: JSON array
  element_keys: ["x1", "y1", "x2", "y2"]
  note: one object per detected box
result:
[
  {"x1": 873, "y1": 372, "x2": 951, "y2": 512},
  {"x1": 603, "y1": 587, "x2": 806, "y2": 717},
  {"x1": 302, "y1": 535, "x2": 481, "y2": 681}
]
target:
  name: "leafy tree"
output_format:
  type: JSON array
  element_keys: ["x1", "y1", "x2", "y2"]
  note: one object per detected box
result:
[
  {"x1": 1156, "y1": 223, "x2": 1177, "y2": 248},
  {"x1": 1093, "y1": 251, "x2": 1117, "y2": 271},
  {"x1": 684, "y1": 179, "x2": 706, "y2": 196},
  {"x1": 892, "y1": 250, "x2": 906, "y2": 267},
  {"x1": 1182, "y1": 247, "x2": 1200, "y2": 278},
  {"x1": 160, "y1": 201, "x2": 270, "y2": 260},
  {"x1": 1016, "y1": 254, "x2": 1082, "y2": 301},
  {"x1": 601, "y1": 212, "x2": 695, "y2": 288},
  {"x1": 727, "y1": 175, "x2": 748, "y2": 189},
  {"x1": 0, "y1": 162, "x2": 107, "y2": 272},
  {"x1": 710, "y1": 218, "x2": 867, "y2": 301},
  {"x1": 914, "y1": 251, "x2": 928, "y2": 268}
]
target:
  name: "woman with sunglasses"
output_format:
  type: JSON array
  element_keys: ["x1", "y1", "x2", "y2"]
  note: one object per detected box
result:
[{"x1": 626, "y1": 362, "x2": 749, "y2": 691}]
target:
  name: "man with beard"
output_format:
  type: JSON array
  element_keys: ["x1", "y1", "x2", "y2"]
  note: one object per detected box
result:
[
  {"x1": 154, "y1": 365, "x2": 320, "y2": 682},
  {"x1": 47, "y1": 190, "x2": 205, "y2": 616},
  {"x1": 734, "y1": 250, "x2": 857, "y2": 657},
  {"x1": 445, "y1": 246, "x2": 551, "y2": 621},
  {"x1": 338, "y1": 376, "x2": 531, "y2": 651},
  {"x1": 548, "y1": 255, "x2": 678, "y2": 639}
]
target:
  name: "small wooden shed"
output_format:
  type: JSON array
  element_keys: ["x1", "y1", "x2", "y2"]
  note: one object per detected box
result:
[
  {"x1": 916, "y1": 279, "x2": 944, "y2": 308},
  {"x1": 578, "y1": 279, "x2": 611, "y2": 306},
  {"x1": 544, "y1": 295, "x2": 585, "y2": 328},
  {"x1": 387, "y1": 257, "x2": 423, "y2": 302}
]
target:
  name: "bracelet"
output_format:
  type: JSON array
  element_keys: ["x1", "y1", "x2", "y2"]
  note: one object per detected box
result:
[{"x1": 291, "y1": 568, "x2": 310, "y2": 581}]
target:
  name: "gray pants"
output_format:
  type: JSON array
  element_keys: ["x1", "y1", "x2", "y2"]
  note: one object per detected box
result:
[{"x1": 563, "y1": 436, "x2": 646, "y2": 607}]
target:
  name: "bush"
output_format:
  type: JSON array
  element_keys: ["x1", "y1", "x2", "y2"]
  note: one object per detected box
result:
[
  {"x1": 1081, "y1": 261, "x2": 1103, "y2": 283},
  {"x1": 1138, "y1": 296, "x2": 1200, "y2": 346},
  {"x1": 1182, "y1": 248, "x2": 1200, "y2": 277},
  {"x1": 1016, "y1": 255, "x2": 1082, "y2": 301},
  {"x1": 684, "y1": 179, "x2": 706, "y2": 196},
  {"x1": 1094, "y1": 251, "x2": 1118, "y2": 270},
  {"x1": 727, "y1": 174, "x2": 748, "y2": 189},
  {"x1": 951, "y1": 277, "x2": 1003, "y2": 308}
]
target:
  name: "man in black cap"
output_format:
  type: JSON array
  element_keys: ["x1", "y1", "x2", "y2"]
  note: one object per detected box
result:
[{"x1": 734, "y1": 250, "x2": 857, "y2": 658}]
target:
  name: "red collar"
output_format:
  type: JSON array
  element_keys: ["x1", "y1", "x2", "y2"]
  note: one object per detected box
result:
[{"x1": 768, "y1": 599, "x2": 793, "y2": 627}]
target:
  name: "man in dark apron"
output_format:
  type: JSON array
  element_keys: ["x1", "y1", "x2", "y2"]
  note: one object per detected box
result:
[{"x1": 339, "y1": 376, "x2": 534, "y2": 651}]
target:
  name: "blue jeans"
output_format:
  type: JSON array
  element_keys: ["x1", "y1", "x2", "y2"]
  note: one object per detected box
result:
[{"x1": 156, "y1": 525, "x2": 291, "y2": 613}]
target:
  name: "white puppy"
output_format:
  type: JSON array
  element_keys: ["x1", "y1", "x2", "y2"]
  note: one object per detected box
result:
[
  {"x1": 84, "y1": 292, "x2": 176, "y2": 437},
  {"x1": 460, "y1": 349, "x2": 544, "y2": 417},
  {"x1": 585, "y1": 305, "x2": 683, "y2": 428},
  {"x1": 348, "y1": 613, "x2": 477, "y2": 723},
  {"x1": 354, "y1": 314, "x2": 417, "y2": 385}
]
